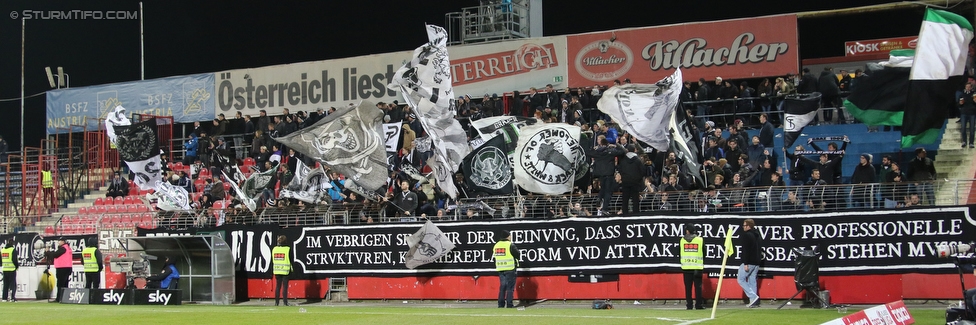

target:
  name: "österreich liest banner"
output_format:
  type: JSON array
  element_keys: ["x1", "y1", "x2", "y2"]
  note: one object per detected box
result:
[
  {"x1": 140, "y1": 206, "x2": 975, "y2": 278},
  {"x1": 567, "y1": 15, "x2": 799, "y2": 86},
  {"x1": 212, "y1": 36, "x2": 568, "y2": 118}
]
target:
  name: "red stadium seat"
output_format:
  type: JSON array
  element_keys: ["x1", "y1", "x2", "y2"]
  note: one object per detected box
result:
[
  {"x1": 106, "y1": 206, "x2": 118, "y2": 214},
  {"x1": 120, "y1": 214, "x2": 132, "y2": 224},
  {"x1": 124, "y1": 196, "x2": 135, "y2": 205},
  {"x1": 95, "y1": 197, "x2": 105, "y2": 206},
  {"x1": 99, "y1": 216, "x2": 113, "y2": 227},
  {"x1": 77, "y1": 207, "x2": 88, "y2": 215},
  {"x1": 95, "y1": 205, "x2": 107, "y2": 215},
  {"x1": 84, "y1": 225, "x2": 95, "y2": 234},
  {"x1": 44, "y1": 226, "x2": 55, "y2": 235},
  {"x1": 114, "y1": 196, "x2": 126, "y2": 205},
  {"x1": 128, "y1": 187, "x2": 139, "y2": 196}
]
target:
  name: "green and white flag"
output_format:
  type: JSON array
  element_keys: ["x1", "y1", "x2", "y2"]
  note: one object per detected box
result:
[{"x1": 903, "y1": 9, "x2": 973, "y2": 148}]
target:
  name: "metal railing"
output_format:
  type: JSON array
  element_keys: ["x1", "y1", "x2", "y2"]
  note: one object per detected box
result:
[{"x1": 6, "y1": 179, "x2": 973, "y2": 235}]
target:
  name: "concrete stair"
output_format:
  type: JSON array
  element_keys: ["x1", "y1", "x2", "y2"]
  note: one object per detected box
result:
[
  {"x1": 25, "y1": 186, "x2": 110, "y2": 234},
  {"x1": 934, "y1": 118, "x2": 976, "y2": 205}
]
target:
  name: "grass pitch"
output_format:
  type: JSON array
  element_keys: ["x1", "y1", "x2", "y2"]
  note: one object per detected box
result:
[{"x1": 0, "y1": 301, "x2": 950, "y2": 325}]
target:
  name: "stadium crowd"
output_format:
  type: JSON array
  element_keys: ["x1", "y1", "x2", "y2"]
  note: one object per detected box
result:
[{"x1": 108, "y1": 68, "x2": 957, "y2": 228}]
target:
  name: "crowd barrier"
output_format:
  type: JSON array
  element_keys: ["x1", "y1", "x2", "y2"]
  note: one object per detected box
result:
[{"x1": 4, "y1": 179, "x2": 968, "y2": 236}]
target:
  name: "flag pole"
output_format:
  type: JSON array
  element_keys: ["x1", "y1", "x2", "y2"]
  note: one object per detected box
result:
[{"x1": 710, "y1": 227, "x2": 736, "y2": 319}]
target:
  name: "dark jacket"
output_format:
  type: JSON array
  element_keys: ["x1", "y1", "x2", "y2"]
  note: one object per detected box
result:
[
  {"x1": 817, "y1": 71, "x2": 840, "y2": 97},
  {"x1": 798, "y1": 155, "x2": 843, "y2": 185},
  {"x1": 585, "y1": 144, "x2": 625, "y2": 177},
  {"x1": 759, "y1": 121, "x2": 774, "y2": 147},
  {"x1": 784, "y1": 151, "x2": 807, "y2": 181},
  {"x1": 798, "y1": 72, "x2": 819, "y2": 94},
  {"x1": 616, "y1": 152, "x2": 645, "y2": 186},
  {"x1": 811, "y1": 141, "x2": 848, "y2": 183},
  {"x1": 907, "y1": 156, "x2": 937, "y2": 182},
  {"x1": 738, "y1": 227, "x2": 762, "y2": 265},
  {"x1": 851, "y1": 163, "x2": 877, "y2": 184}
]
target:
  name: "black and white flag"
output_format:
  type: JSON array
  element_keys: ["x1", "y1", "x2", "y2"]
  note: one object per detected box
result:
[
  {"x1": 114, "y1": 118, "x2": 162, "y2": 190},
  {"x1": 388, "y1": 24, "x2": 470, "y2": 198},
  {"x1": 105, "y1": 105, "x2": 131, "y2": 146},
  {"x1": 223, "y1": 171, "x2": 257, "y2": 212},
  {"x1": 382, "y1": 123, "x2": 402, "y2": 153},
  {"x1": 668, "y1": 110, "x2": 705, "y2": 189},
  {"x1": 343, "y1": 179, "x2": 386, "y2": 203},
  {"x1": 400, "y1": 164, "x2": 428, "y2": 184},
  {"x1": 470, "y1": 116, "x2": 534, "y2": 143},
  {"x1": 514, "y1": 124, "x2": 584, "y2": 195},
  {"x1": 242, "y1": 167, "x2": 276, "y2": 202},
  {"x1": 414, "y1": 136, "x2": 432, "y2": 153},
  {"x1": 274, "y1": 100, "x2": 389, "y2": 191},
  {"x1": 597, "y1": 68, "x2": 682, "y2": 152},
  {"x1": 279, "y1": 159, "x2": 331, "y2": 205},
  {"x1": 461, "y1": 134, "x2": 513, "y2": 195},
  {"x1": 154, "y1": 180, "x2": 190, "y2": 211},
  {"x1": 404, "y1": 220, "x2": 456, "y2": 269},
  {"x1": 783, "y1": 92, "x2": 822, "y2": 147}
]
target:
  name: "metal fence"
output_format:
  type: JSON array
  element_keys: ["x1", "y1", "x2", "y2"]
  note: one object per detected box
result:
[{"x1": 6, "y1": 179, "x2": 973, "y2": 236}]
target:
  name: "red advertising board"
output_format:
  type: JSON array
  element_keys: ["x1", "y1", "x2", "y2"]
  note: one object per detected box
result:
[
  {"x1": 845, "y1": 36, "x2": 918, "y2": 56},
  {"x1": 821, "y1": 300, "x2": 915, "y2": 325},
  {"x1": 567, "y1": 15, "x2": 799, "y2": 86}
]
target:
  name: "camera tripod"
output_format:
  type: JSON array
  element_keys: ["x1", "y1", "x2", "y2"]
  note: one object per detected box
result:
[{"x1": 777, "y1": 285, "x2": 830, "y2": 309}]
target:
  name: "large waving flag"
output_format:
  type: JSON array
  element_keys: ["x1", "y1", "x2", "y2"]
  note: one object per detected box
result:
[
  {"x1": 279, "y1": 159, "x2": 332, "y2": 206},
  {"x1": 404, "y1": 220, "x2": 456, "y2": 269},
  {"x1": 223, "y1": 171, "x2": 257, "y2": 212},
  {"x1": 668, "y1": 110, "x2": 705, "y2": 189},
  {"x1": 514, "y1": 124, "x2": 584, "y2": 195},
  {"x1": 388, "y1": 24, "x2": 470, "y2": 198},
  {"x1": 783, "y1": 92, "x2": 822, "y2": 147},
  {"x1": 154, "y1": 180, "x2": 190, "y2": 211},
  {"x1": 114, "y1": 118, "x2": 162, "y2": 190},
  {"x1": 902, "y1": 9, "x2": 974, "y2": 148},
  {"x1": 842, "y1": 50, "x2": 913, "y2": 126},
  {"x1": 105, "y1": 105, "x2": 131, "y2": 146},
  {"x1": 597, "y1": 69, "x2": 682, "y2": 152},
  {"x1": 274, "y1": 100, "x2": 389, "y2": 191}
]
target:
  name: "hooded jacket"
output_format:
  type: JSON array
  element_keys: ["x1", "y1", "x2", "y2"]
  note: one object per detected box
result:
[{"x1": 616, "y1": 152, "x2": 646, "y2": 186}]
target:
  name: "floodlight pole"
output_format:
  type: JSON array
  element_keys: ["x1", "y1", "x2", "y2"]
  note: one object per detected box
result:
[
  {"x1": 140, "y1": 2, "x2": 144, "y2": 80},
  {"x1": 20, "y1": 18, "x2": 25, "y2": 150}
]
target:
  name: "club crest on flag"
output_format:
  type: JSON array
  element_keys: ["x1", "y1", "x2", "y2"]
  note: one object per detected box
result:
[
  {"x1": 115, "y1": 120, "x2": 158, "y2": 162},
  {"x1": 470, "y1": 145, "x2": 511, "y2": 190}
]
